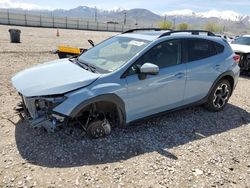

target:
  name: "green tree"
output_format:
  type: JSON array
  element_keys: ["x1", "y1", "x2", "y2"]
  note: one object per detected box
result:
[
  {"x1": 158, "y1": 20, "x2": 173, "y2": 29},
  {"x1": 205, "y1": 22, "x2": 222, "y2": 33},
  {"x1": 177, "y1": 23, "x2": 190, "y2": 30}
]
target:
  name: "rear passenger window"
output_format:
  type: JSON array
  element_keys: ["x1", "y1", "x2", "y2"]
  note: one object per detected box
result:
[{"x1": 187, "y1": 39, "x2": 217, "y2": 62}]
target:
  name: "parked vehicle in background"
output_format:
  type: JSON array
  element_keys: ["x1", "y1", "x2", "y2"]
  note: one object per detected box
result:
[
  {"x1": 12, "y1": 29, "x2": 240, "y2": 138},
  {"x1": 215, "y1": 34, "x2": 234, "y2": 43},
  {"x1": 230, "y1": 35, "x2": 250, "y2": 73}
]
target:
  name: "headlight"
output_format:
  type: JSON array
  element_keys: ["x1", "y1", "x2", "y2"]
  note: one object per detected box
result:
[{"x1": 35, "y1": 95, "x2": 67, "y2": 111}]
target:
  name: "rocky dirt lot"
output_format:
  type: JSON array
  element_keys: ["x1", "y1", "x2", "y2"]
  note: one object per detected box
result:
[{"x1": 0, "y1": 25, "x2": 250, "y2": 188}]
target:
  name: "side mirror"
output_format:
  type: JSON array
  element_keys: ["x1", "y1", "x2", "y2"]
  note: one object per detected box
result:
[{"x1": 140, "y1": 63, "x2": 159, "y2": 75}]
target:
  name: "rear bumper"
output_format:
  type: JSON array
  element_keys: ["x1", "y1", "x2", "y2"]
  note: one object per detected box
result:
[{"x1": 234, "y1": 70, "x2": 240, "y2": 90}]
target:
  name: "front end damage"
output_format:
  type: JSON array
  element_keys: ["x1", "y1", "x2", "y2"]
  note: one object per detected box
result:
[
  {"x1": 14, "y1": 94, "x2": 121, "y2": 138},
  {"x1": 11, "y1": 57, "x2": 120, "y2": 138},
  {"x1": 235, "y1": 52, "x2": 250, "y2": 72},
  {"x1": 15, "y1": 94, "x2": 67, "y2": 132}
]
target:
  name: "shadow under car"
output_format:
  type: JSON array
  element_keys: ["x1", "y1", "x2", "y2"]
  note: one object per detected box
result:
[{"x1": 15, "y1": 104, "x2": 250, "y2": 168}]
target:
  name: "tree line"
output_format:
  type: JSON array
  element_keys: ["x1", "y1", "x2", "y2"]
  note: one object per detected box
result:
[{"x1": 158, "y1": 20, "x2": 223, "y2": 33}]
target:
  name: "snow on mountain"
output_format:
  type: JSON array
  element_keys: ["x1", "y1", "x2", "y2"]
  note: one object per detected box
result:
[
  {"x1": 163, "y1": 9, "x2": 246, "y2": 22},
  {"x1": 163, "y1": 9, "x2": 195, "y2": 17},
  {"x1": 198, "y1": 10, "x2": 242, "y2": 21},
  {"x1": 106, "y1": 7, "x2": 129, "y2": 12}
]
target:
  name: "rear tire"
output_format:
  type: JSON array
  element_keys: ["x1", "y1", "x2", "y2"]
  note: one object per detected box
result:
[{"x1": 204, "y1": 79, "x2": 232, "y2": 112}]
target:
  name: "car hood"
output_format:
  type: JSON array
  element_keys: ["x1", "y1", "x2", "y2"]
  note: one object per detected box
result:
[
  {"x1": 12, "y1": 58, "x2": 100, "y2": 97},
  {"x1": 230, "y1": 44, "x2": 250, "y2": 53}
]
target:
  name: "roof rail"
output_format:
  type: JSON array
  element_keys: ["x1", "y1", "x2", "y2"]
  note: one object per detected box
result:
[
  {"x1": 122, "y1": 28, "x2": 172, "y2": 34},
  {"x1": 159, "y1": 30, "x2": 216, "y2": 38}
]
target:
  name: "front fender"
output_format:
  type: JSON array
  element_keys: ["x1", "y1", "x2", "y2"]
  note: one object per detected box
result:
[
  {"x1": 53, "y1": 87, "x2": 94, "y2": 116},
  {"x1": 53, "y1": 80, "x2": 127, "y2": 120}
]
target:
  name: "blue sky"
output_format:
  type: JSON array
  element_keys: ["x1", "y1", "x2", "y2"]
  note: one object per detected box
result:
[{"x1": 1, "y1": 0, "x2": 250, "y2": 15}]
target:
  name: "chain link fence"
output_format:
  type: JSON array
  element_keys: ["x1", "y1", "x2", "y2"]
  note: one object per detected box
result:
[{"x1": 0, "y1": 9, "x2": 147, "y2": 32}]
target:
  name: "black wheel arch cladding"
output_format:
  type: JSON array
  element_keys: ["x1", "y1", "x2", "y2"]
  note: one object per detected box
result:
[
  {"x1": 207, "y1": 70, "x2": 235, "y2": 99},
  {"x1": 70, "y1": 94, "x2": 126, "y2": 126}
]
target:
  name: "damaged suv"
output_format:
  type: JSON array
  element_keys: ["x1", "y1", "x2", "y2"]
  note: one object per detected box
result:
[
  {"x1": 12, "y1": 29, "x2": 240, "y2": 138},
  {"x1": 230, "y1": 35, "x2": 250, "y2": 73}
]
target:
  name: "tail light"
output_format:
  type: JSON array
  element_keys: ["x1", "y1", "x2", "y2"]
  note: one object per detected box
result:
[{"x1": 233, "y1": 54, "x2": 240, "y2": 63}]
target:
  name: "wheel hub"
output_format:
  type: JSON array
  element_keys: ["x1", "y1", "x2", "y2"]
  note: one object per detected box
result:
[
  {"x1": 87, "y1": 119, "x2": 111, "y2": 139},
  {"x1": 213, "y1": 83, "x2": 230, "y2": 108}
]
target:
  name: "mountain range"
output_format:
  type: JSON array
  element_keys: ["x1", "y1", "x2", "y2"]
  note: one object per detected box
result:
[{"x1": 2, "y1": 6, "x2": 250, "y2": 33}]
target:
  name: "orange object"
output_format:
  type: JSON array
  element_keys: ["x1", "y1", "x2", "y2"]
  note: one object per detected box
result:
[
  {"x1": 56, "y1": 29, "x2": 59, "y2": 37},
  {"x1": 58, "y1": 46, "x2": 81, "y2": 54}
]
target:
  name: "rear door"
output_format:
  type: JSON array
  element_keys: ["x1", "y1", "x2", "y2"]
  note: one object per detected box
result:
[
  {"x1": 124, "y1": 39, "x2": 187, "y2": 122},
  {"x1": 183, "y1": 38, "x2": 225, "y2": 105}
]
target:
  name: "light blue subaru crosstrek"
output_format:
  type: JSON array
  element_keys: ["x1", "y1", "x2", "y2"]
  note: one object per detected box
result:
[{"x1": 12, "y1": 29, "x2": 240, "y2": 138}]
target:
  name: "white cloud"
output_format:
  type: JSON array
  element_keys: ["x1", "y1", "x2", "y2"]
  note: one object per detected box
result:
[{"x1": 0, "y1": 0, "x2": 46, "y2": 10}]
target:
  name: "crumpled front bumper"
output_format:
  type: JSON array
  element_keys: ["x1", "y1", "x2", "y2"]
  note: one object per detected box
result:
[{"x1": 14, "y1": 94, "x2": 65, "y2": 132}]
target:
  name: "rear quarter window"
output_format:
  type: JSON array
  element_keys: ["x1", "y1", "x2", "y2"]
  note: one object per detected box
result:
[
  {"x1": 214, "y1": 42, "x2": 224, "y2": 54},
  {"x1": 187, "y1": 39, "x2": 222, "y2": 62}
]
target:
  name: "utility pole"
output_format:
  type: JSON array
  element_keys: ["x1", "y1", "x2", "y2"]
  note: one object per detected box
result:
[
  {"x1": 124, "y1": 12, "x2": 127, "y2": 25},
  {"x1": 24, "y1": 11, "x2": 27, "y2": 26},
  {"x1": 52, "y1": 12, "x2": 55, "y2": 28},
  {"x1": 94, "y1": 6, "x2": 97, "y2": 23},
  {"x1": 173, "y1": 17, "x2": 176, "y2": 30},
  {"x1": 163, "y1": 15, "x2": 167, "y2": 29},
  {"x1": 7, "y1": 9, "x2": 10, "y2": 24},
  {"x1": 40, "y1": 12, "x2": 42, "y2": 27}
]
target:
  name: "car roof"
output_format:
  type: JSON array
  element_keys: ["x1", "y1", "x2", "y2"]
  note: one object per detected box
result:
[
  {"x1": 119, "y1": 30, "x2": 225, "y2": 44},
  {"x1": 120, "y1": 31, "x2": 169, "y2": 41}
]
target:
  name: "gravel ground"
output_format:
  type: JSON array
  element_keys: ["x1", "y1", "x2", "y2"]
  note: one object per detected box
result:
[{"x1": 0, "y1": 25, "x2": 250, "y2": 188}]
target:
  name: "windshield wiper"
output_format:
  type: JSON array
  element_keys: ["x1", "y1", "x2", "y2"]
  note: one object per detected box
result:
[
  {"x1": 69, "y1": 57, "x2": 88, "y2": 70},
  {"x1": 78, "y1": 59, "x2": 98, "y2": 73},
  {"x1": 69, "y1": 57, "x2": 98, "y2": 73}
]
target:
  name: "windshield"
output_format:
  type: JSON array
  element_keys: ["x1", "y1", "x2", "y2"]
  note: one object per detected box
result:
[
  {"x1": 78, "y1": 36, "x2": 150, "y2": 72},
  {"x1": 232, "y1": 37, "x2": 250, "y2": 46}
]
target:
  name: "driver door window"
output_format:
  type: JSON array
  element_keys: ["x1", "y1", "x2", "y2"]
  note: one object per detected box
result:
[{"x1": 128, "y1": 40, "x2": 181, "y2": 75}]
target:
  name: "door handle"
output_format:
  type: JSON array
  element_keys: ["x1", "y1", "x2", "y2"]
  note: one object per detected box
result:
[{"x1": 174, "y1": 72, "x2": 185, "y2": 78}]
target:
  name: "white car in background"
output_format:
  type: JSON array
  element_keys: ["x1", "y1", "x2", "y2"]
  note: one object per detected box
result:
[
  {"x1": 230, "y1": 35, "x2": 250, "y2": 73},
  {"x1": 216, "y1": 34, "x2": 234, "y2": 43}
]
